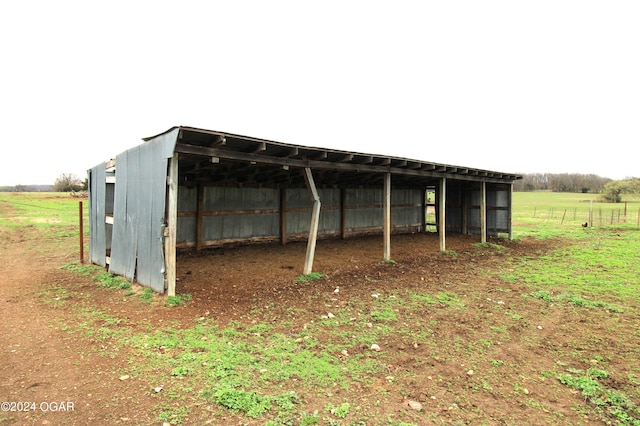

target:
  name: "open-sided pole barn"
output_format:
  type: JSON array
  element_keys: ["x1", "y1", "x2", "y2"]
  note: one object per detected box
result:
[{"x1": 88, "y1": 126, "x2": 521, "y2": 296}]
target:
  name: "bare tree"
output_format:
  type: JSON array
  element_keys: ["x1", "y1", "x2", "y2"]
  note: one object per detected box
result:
[{"x1": 53, "y1": 173, "x2": 82, "y2": 192}]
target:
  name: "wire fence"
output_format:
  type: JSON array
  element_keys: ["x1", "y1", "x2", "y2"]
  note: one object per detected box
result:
[{"x1": 526, "y1": 204, "x2": 640, "y2": 227}]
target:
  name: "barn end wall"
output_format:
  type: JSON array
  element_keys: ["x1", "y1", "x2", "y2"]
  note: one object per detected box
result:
[
  {"x1": 446, "y1": 183, "x2": 512, "y2": 236},
  {"x1": 88, "y1": 128, "x2": 179, "y2": 294},
  {"x1": 176, "y1": 185, "x2": 424, "y2": 247}
]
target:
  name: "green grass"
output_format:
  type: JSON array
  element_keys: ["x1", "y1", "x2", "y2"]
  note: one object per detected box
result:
[
  {"x1": 512, "y1": 191, "x2": 640, "y2": 238},
  {"x1": 0, "y1": 192, "x2": 86, "y2": 229},
  {"x1": 558, "y1": 368, "x2": 640, "y2": 425},
  {"x1": 294, "y1": 272, "x2": 326, "y2": 283}
]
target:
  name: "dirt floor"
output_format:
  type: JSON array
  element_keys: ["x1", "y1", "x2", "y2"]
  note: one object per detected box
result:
[{"x1": 1, "y1": 221, "x2": 636, "y2": 425}]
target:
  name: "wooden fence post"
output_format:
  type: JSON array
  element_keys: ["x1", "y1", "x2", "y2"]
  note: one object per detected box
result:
[{"x1": 79, "y1": 201, "x2": 84, "y2": 263}]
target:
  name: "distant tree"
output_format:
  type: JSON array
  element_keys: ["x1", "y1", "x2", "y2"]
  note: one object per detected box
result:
[
  {"x1": 601, "y1": 177, "x2": 640, "y2": 203},
  {"x1": 53, "y1": 173, "x2": 82, "y2": 192}
]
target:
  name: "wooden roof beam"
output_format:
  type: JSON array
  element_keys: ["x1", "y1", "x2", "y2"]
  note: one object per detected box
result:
[
  {"x1": 252, "y1": 142, "x2": 267, "y2": 154},
  {"x1": 335, "y1": 153, "x2": 354, "y2": 163},
  {"x1": 309, "y1": 150, "x2": 326, "y2": 160},
  {"x1": 210, "y1": 135, "x2": 226, "y2": 147}
]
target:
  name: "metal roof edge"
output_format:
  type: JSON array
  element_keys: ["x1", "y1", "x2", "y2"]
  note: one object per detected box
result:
[{"x1": 146, "y1": 126, "x2": 523, "y2": 181}]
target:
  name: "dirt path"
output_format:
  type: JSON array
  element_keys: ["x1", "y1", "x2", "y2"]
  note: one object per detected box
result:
[{"x1": 0, "y1": 227, "x2": 154, "y2": 425}]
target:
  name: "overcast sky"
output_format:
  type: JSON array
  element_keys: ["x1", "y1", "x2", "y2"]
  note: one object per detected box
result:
[{"x1": 1, "y1": 1, "x2": 638, "y2": 186}]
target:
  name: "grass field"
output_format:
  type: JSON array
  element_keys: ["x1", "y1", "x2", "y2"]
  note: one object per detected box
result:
[
  {"x1": 1, "y1": 191, "x2": 639, "y2": 425},
  {"x1": 513, "y1": 192, "x2": 640, "y2": 238}
]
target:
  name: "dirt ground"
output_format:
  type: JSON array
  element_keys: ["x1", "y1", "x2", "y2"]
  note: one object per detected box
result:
[{"x1": 0, "y1": 220, "x2": 635, "y2": 425}]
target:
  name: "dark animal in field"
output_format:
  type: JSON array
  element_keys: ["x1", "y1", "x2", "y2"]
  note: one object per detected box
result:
[{"x1": 582, "y1": 222, "x2": 588, "y2": 227}]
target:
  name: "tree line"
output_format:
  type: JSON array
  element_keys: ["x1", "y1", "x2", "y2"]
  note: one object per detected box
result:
[
  {"x1": 0, "y1": 173, "x2": 87, "y2": 193},
  {"x1": 513, "y1": 173, "x2": 611, "y2": 193},
  {"x1": 514, "y1": 173, "x2": 640, "y2": 203}
]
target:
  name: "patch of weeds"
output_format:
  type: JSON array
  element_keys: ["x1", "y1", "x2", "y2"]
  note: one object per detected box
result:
[
  {"x1": 442, "y1": 249, "x2": 458, "y2": 259},
  {"x1": 60, "y1": 261, "x2": 101, "y2": 276},
  {"x1": 587, "y1": 368, "x2": 610, "y2": 379},
  {"x1": 529, "y1": 290, "x2": 623, "y2": 312},
  {"x1": 38, "y1": 285, "x2": 70, "y2": 307},
  {"x1": 139, "y1": 287, "x2": 155, "y2": 303},
  {"x1": 437, "y1": 291, "x2": 463, "y2": 308},
  {"x1": 247, "y1": 322, "x2": 273, "y2": 335},
  {"x1": 299, "y1": 410, "x2": 320, "y2": 425},
  {"x1": 505, "y1": 311, "x2": 523, "y2": 321},
  {"x1": 211, "y1": 387, "x2": 298, "y2": 419},
  {"x1": 558, "y1": 368, "x2": 640, "y2": 425},
  {"x1": 294, "y1": 272, "x2": 326, "y2": 283},
  {"x1": 167, "y1": 293, "x2": 192, "y2": 306},
  {"x1": 157, "y1": 405, "x2": 190, "y2": 425},
  {"x1": 93, "y1": 272, "x2": 131, "y2": 290},
  {"x1": 490, "y1": 359, "x2": 505, "y2": 367},
  {"x1": 326, "y1": 402, "x2": 350, "y2": 419},
  {"x1": 474, "y1": 242, "x2": 507, "y2": 251},
  {"x1": 410, "y1": 293, "x2": 437, "y2": 304},
  {"x1": 370, "y1": 306, "x2": 398, "y2": 322},
  {"x1": 529, "y1": 290, "x2": 555, "y2": 302},
  {"x1": 381, "y1": 259, "x2": 397, "y2": 265}
]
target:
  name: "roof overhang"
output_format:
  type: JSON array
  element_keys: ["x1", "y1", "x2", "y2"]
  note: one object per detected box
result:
[{"x1": 145, "y1": 126, "x2": 522, "y2": 188}]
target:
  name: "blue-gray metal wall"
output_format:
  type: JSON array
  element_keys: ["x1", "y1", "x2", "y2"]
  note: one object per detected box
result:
[
  {"x1": 446, "y1": 183, "x2": 511, "y2": 236},
  {"x1": 88, "y1": 129, "x2": 178, "y2": 293},
  {"x1": 176, "y1": 186, "x2": 424, "y2": 247}
]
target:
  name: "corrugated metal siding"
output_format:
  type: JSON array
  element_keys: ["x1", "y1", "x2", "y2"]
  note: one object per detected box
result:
[
  {"x1": 88, "y1": 163, "x2": 107, "y2": 266},
  {"x1": 286, "y1": 188, "x2": 341, "y2": 236},
  {"x1": 206, "y1": 187, "x2": 280, "y2": 240},
  {"x1": 175, "y1": 186, "x2": 424, "y2": 246},
  {"x1": 445, "y1": 185, "x2": 465, "y2": 233},
  {"x1": 488, "y1": 184, "x2": 511, "y2": 234},
  {"x1": 462, "y1": 184, "x2": 511, "y2": 236},
  {"x1": 109, "y1": 149, "x2": 138, "y2": 280},
  {"x1": 106, "y1": 129, "x2": 178, "y2": 293}
]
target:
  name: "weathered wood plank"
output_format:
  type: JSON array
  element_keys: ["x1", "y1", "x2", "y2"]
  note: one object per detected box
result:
[
  {"x1": 303, "y1": 168, "x2": 321, "y2": 275},
  {"x1": 383, "y1": 172, "x2": 391, "y2": 261},
  {"x1": 166, "y1": 153, "x2": 178, "y2": 297},
  {"x1": 439, "y1": 178, "x2": 446, "y2": 252}
]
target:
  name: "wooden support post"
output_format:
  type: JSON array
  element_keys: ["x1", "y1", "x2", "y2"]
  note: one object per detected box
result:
[
  {"x1": 340, "y1": 188, "x2": 347, "y2": 240},
  {"x1": 480, "y1": 181, "x2": 487, "y2": 243},
  {"x1": 303, "y1": 168, "x2": 321, "y2": 275},
  {"x1": 508, "y1": 183, "x2": 514, "y2": 240},
  {"x1": 196, "y1": 183, "x2": 204, "y2": 251},
  {"x1": 383, "y1": 172, "x2": 391, "y2": 261},
  {"x1": 439, "y1": 178, "x2": 446, "y2": 252},
  {"x1": 166, "y1": 153, "x2": 178, "y2": 297},
  {"x1": 461, "y1": 188, "x2": 468, "y2": 235},
  {"x1": 79, "y1": 201, "x2": 84, "y2": 263},
  {"x1": 280, "y1": 188, "x2": 287, "y2": 245},
  {"x1": 421, "y1": 188, "x2": 427, "y2": 233}
]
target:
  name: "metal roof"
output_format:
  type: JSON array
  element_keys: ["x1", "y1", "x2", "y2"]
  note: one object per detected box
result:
[{"x1": 144, "y1": 126, "x2": 522, "y2": 188}]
